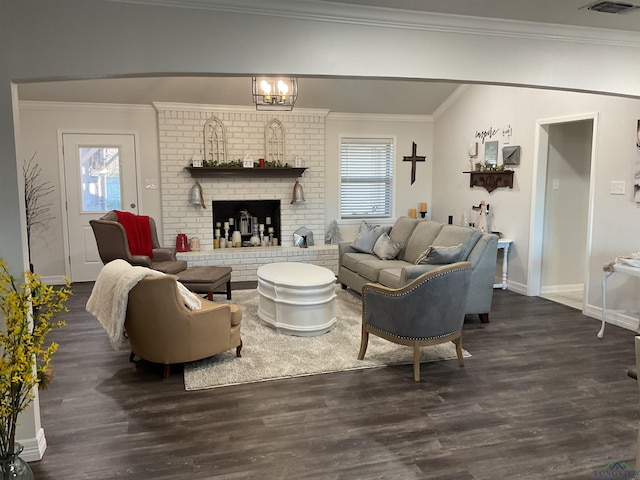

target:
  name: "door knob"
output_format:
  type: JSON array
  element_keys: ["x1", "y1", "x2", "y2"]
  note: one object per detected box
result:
[{"x1": 130, "y1": 203, "x2": 136, "y2": 208}]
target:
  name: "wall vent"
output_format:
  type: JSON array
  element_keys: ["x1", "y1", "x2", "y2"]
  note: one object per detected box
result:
[{"x1": 581, "y1": 1, "x2": 640, "y2": 14}]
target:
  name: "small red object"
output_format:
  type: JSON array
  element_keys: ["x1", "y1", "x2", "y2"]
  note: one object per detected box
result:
[
  {"x1": 259, "y1": 158, "x2": 265, "y2": 168},
  {"x1": 176, "y1": 233, "x2": 189, "y2": 252}
]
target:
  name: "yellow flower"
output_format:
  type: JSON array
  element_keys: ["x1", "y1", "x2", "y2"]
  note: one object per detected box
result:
[{"x1": 0, "y1": 258, "x2": 70, "y2": 457}]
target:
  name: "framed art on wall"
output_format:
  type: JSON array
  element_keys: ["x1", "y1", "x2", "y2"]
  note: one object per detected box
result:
[
  {"x1": 484, "y1": 141, "x2": 498, "y2": 166},
  {"x1": 502, "y1": 145, "x2": 521, "y2": 165}
]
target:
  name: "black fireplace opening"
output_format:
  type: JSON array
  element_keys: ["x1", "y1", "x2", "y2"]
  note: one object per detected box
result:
[{"x1": 212, "y1": 200, "x2": 281, "y2": 243}]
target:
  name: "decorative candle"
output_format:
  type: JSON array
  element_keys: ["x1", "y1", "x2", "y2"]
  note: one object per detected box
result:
[
  {"x1": 420, "y1": 202, "x2": 427, "y2": 212},
  {"x1": 215, "y1": 228, "x2": 220, "y2": 237},
  {"x1": 268, "y1": 227, "x2": 274, "y2": 233},
  {"x1": 224, "y1": 222, "x2": 229, "y2": 229},
  {"x1": 216, "y1": 222, "x2": 221, "y2": 228},
  {"x1": 229, "y1": 218, "x2": 234, "y2": 226},
  {"x1": 259, "y1": 224, "x2": 264, "y2": 231},
  {"x1": 409, "y1": 208, "x2": 417, "y2": 218},
  {"x1": 266, "y1": 217, "x2": 271, "y2": 225}
]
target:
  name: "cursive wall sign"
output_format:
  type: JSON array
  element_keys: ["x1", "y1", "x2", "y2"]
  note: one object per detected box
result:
[{"x1": 475, "y1": 127, "x2": 500, "y2": 144}]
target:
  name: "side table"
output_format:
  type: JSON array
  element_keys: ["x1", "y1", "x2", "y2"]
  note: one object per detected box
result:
[
  {"x1": 494, "y1": 238, "x2": 513, "y2": 290},
  {"x1": 598, "y1": 261, "x2": 640, "y2": 338}
]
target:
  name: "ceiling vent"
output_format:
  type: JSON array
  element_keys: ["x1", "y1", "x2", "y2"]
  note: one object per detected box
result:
[{"x1": 581, "y1": 1, "x2": 640, "y2": 14}]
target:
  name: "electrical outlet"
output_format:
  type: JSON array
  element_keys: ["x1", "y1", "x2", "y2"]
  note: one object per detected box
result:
[{"x1": 610, "y1": 180, "x2": 626, "y2": 195}]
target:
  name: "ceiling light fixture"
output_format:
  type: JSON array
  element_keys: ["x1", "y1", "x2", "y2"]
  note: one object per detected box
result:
[{"x1": 252, "y1": 76, "x2": 297, "y2": 111}]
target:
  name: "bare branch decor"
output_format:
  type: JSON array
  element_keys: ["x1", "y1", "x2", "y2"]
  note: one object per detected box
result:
[{"x1": 23, "y1": 153, "x2": 55, "y2": 272}]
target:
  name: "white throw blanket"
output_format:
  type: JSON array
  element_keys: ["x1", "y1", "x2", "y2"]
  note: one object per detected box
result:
[{"x1": 86, "y1": 259, "x2": 201, "y2": 351}]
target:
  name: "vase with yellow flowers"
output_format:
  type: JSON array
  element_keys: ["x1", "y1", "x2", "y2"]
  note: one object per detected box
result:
[{"x1": 0, "y1": 259, "x2": 70, "y2": 479}]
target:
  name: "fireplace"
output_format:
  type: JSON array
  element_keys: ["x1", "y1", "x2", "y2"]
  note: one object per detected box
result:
[{"x1": 212, "y1": 200, "x2": 281, "y2": 245}]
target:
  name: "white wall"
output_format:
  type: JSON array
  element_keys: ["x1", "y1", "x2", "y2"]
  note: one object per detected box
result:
[
  {"x1": 433, "y1": 84, "x2": 640, "y2": 312},
  {"x1": 18, "y1": 102, "x2": 161, "y2": 279},
  {"x1": 325, "y1": 113, "x2": 433, "y2": 240}
]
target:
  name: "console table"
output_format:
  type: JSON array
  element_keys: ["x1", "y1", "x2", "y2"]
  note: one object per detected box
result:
[
  {"x1": 494, "y1": 238, "x2": 513, "y2": 290},
  {"x1": 598, "y1": 261, "x2": 640, "y2": 338}
]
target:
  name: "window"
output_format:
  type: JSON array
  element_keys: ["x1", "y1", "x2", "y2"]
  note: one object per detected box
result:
[{"x1": 340, "y1": 137, "x2": 394, "y2": 219}]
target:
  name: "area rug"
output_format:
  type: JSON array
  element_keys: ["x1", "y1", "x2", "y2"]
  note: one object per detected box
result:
[{"x1": 183, "y1": 287, "x2": 470, "y2": 390}]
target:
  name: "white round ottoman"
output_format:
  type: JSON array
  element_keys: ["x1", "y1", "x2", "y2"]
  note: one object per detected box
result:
[{"x1": 257, "y1": 262, "x2": 337, "y2": 336}]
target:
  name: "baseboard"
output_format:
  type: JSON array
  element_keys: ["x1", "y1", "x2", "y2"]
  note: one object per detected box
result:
[
  {"x1": 18, "y1": 427, "x2": 47, "y2": 462},
  {"x1": 505, "y1": 280, "x2": 528, "y2": 296},
  {"x1": 540, "y1": 283, "x2": 584, "y2": 295},
  {"x1": 42, "y1": 275, "x2": 68, "y2": 286},
  {"x1": 584, "y1": 304, "x2": 640, "y2": 333}
]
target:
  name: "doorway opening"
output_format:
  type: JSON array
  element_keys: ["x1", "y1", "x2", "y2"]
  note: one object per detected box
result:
[{"x1": 528, "y1": 113, "x2": 598, "y2": 312}]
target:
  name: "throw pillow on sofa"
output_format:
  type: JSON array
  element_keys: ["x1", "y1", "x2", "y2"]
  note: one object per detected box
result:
[
  {"x1": 373, "y1": 232, "x2": 401, "y2": 260},
  {"x1": 351, "y1": 220, "x2": 391, "y2": 254},
  {"x1": 415, "y1": 243, "x2": 464, "y2": 265}
]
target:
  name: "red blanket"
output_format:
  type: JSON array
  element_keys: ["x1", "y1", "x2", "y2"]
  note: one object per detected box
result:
[{"x1": 115, "y1": 211, "x2": 153, "y2": 258}]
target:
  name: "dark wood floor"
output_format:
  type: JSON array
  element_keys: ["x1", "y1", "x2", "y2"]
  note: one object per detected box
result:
[{"x1": 29, "y1": 282, "x2": 639, "y2": 480}]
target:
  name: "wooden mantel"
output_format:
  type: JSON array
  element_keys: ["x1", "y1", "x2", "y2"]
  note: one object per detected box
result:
[
  {"x1": 186, "y1": 167, "x2": 307, "y2": 178},
  {"x1": 463, "y1": 170, "x2": 514, "y2": 193}
]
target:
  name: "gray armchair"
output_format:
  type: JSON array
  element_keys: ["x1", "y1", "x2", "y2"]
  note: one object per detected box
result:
[
  {"x1": 358, "y1": 261, "x2": 472, "y2": 381},
  {"x1": 90, "y1": 210, "x2": 187, "y2": 274}
]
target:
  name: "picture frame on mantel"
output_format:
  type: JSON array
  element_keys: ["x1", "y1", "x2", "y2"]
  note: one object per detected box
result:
[{"x1": 484, "y1": 141, "x2": 498, "y2": 166}]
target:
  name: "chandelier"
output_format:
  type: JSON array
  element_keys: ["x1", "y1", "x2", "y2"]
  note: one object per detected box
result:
[{"x1": 252, "y1": 76, "x2": 298, "y2": 111}]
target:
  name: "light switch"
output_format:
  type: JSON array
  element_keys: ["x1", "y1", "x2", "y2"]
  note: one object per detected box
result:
[
  {"x1": 552, "y1": 178, "x2": 560, "y2": 190},
  {"x1": 610, "y1": 180, "x2": 626, "y2": 195}
]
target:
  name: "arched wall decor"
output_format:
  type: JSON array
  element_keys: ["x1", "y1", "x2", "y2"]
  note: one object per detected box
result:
[
  {"x1": 204, "y1": 116, "x2": 227, "y2": 164},
  {"x1": 265, "y1": 119, "x2": 285, "y2": 165}
]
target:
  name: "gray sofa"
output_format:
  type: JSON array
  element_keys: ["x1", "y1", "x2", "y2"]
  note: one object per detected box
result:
[{"x1": 338, "y1": 217, "x2": 499, "y2": 322}]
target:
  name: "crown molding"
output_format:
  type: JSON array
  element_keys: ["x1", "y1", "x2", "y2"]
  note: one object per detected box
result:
[
  {"x1": 105, "y1": 0, "x2": 640, "y2": 47},
  {"x1": 432, "y1": 85, "x2": 471, "y2": 120},
  {"x1": 19, "y1": 100, "x2": 155, "y2": 113},
  {"x1": 327, "y1": 112, "x2": 432, "y2": 123},
  {"x1": 152, "y1": 102, "x2": 330, "y2": 117}
]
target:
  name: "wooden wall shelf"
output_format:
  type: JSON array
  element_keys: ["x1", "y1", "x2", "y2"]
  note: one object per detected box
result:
[
  {"x1": 186, "y1": 167, "x2": 307, "y2": 178},
  {"x1": 463, "y1": 170, "x2": 514, "y2": 193}
]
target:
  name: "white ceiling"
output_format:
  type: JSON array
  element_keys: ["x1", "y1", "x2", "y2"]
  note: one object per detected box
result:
[{"x1": 18, "y1": 0, "x2": 640, "y2": 115}]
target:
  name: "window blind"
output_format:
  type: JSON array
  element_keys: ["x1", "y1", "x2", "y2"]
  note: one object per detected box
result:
[{"x1": 340, "y1": 138, "x2": 393, "y2": 219}]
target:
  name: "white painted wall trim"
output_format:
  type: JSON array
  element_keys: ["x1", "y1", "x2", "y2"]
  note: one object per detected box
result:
[
  {"x1": 527, "y1": 112, "x2": 599, "y2": 297},
  {"x1": 540, "y1": 283, "x2": 584, "y2": 295},
  {"x1": 19, "y1": 427, "x2": 46, "y2": 462},
  {"x1": 506, "y1": 280, "x2": 528, "y2": 296},
  {"x1": 152, "y1": 102, "x2": 330, "y2": 117},
  {"x1": 432, "y1": 85, "x2": 470, "y2": 120},
  {"x1": 107, "y1": 0, "x2": 640, "y2": 47},
  {"x1": 41, "y1": 275, "x2": 69, "y2": 286},
  {"x1": 19, "y1": 100, "x2": 154, "y2": 113},
  {"x1": 328, "y1": 112, "x2": 432, "y2": 123},
  {"x1": 584, "y1": 305, "x2": 640, "y2": 333}
]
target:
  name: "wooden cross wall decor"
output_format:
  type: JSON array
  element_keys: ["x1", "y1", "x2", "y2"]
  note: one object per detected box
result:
[{"x1": 403, "y1": 142, "x2": 426, "y2": 185}]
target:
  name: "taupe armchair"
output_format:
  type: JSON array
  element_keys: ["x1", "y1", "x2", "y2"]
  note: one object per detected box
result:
[
  {"x1": 90, "y1": 210, "x2": 187, "y2": 274},
  {"x1": 125, "y1": 275, "x2": 242, "y2": 378},
  {"x1": 358, "y1": 261, "x2": 472, "y2": 381}
]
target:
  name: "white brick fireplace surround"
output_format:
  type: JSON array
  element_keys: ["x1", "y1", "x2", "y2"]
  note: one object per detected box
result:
[{"x1": 155, "y1": 103, "x2": 336, "y2": 281}]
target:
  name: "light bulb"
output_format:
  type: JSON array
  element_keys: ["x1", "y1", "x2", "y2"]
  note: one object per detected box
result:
[{"x1": 277, "y1": 80, "x2": 289, "y2": 95}]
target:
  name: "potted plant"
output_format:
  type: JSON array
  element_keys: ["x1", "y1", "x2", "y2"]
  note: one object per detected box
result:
[{"x1": 0, "y1": 259, "x2": 70, "y2": 478}]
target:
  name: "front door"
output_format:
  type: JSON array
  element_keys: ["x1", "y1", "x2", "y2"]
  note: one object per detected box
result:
[{"x1": 62, "y1": 133, "x2": 139, "y2": 282}]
